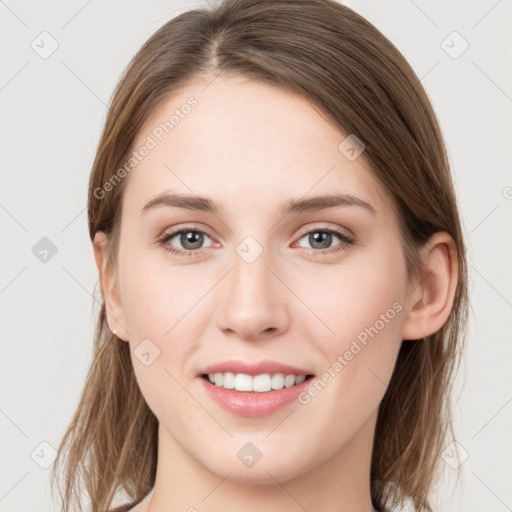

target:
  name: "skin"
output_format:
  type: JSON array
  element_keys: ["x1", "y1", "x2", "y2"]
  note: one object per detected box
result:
[{"x1": 94, "y1": 75, "x2": 458, "y2": 512}]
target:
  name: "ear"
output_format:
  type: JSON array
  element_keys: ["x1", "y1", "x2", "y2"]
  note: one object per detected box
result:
[
  {"x1": 401, "y1": 232, "x2": 459, "y2": 341},
  {"x1": 93, "y1": 231, "x2": 129, "y2": 341}
]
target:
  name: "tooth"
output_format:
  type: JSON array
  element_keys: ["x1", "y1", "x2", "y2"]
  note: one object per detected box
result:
[
  {"x1": 222, "y1": 372, "x2": 236, "y2": 389},
  {"x1": 271, "y1": 373, "x2": 285, "y2": 390},
  {"x1": 234, "y1": 373, "x2": 253, "y2": 392},
  {"x1": 284, "y1": 374, "x2": 296, "y2": 388},
  {"x1": 253, "y1": 374, "x2": 272, "y2": 392},
  {"x1": 206, "y1": 371, "x2": 308, "y2": 391}
]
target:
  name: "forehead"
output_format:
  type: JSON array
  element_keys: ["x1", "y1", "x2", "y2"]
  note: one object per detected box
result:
[{"x1": 124, "y1": 75, "x2": 392, "y2": 217}]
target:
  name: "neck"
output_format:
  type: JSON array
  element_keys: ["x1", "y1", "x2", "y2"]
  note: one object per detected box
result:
[{"x1": 145, "y1": 411, "x2": 379, "y2": 512}]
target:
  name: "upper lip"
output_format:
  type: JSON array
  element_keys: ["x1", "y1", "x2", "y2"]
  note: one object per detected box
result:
[{"x1": 198, "y1": 359, "x2": 314, "y2": 377}]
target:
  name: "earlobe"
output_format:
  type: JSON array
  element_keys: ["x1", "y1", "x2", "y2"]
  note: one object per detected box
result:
[
  {"x1": 401, "y1": 232, "x2": 459, "y2": 341},
  {"x1": 92, "y1": 231, "x2": 129, "y2": 341}
]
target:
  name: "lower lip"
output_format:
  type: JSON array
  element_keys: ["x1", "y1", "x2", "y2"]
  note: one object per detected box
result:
[{"x1": 198, "y1": 376, "x2": 313, "y2": 417}]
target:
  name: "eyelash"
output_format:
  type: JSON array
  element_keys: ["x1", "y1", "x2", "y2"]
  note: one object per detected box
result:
[{"x1": 158, "y1": 225, "x2": 355, "y2": 258}]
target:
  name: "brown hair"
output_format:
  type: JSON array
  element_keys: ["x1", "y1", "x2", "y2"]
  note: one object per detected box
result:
[{"x1": 50, "y1": 1, "x2": 469, "y2": 511}]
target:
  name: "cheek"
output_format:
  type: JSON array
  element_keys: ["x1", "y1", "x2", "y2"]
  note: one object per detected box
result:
[
  {"x1": 312, "y1": 277, "x2": 404, "y2": 401},
  {"x1": 300, "y1": 244, "x2": 407, "y2": 347},
  {"x1": 297, "y1": 244, "x2": 407, "y2": 415},
  {"x1": 119, "y1": 249, "x2": 197, "y2": 337},
  {"x1": 119, "y1": 252, "x2": 212, "y2": 387},
  {"x1": 120, "y1": 265, "x2": 202, "y2": 421}
]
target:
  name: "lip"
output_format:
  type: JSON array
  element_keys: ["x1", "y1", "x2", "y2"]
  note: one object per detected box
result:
[
  {"x1": 197, "y1": 359, "x2": 313, "y2": 377},
  {"x1": 196, "y1": 359, "x2": 315, "y2": 417},
  {"x1": 198, "y1": 374, "x2": 314, "y2": 417}
]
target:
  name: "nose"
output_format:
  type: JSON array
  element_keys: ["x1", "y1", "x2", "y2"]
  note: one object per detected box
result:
[{"x1": 215, "y1": 244, "x2": 290, "y2": 341}]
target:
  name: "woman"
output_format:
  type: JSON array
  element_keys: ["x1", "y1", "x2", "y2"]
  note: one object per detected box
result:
[{"x1": 50, "y1": 1, "x2": 468, "y2": 511}]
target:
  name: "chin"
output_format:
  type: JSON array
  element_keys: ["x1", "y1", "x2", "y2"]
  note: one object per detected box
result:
[{"x1": 201, "y1": 451, "x2": 312, "y2": 485}]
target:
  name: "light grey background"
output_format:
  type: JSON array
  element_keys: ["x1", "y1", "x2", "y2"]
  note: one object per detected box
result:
[{"x1": 1, "y1": 1, "x2": 511, "y2": 511}]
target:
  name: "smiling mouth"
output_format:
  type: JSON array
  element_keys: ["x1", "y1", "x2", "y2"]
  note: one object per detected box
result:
[{"x1": 200, "y1": 373, "x2": 315, "y2": 393}]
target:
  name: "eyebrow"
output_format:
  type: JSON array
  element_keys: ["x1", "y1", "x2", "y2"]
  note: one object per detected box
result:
[{"x1": 141, "y1": 191, "x2": 377, "y2": 216}]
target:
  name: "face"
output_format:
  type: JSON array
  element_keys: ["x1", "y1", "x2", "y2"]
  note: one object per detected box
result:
[{"x1": 107, "y1": 75, "x2": 412, "y2": 484}]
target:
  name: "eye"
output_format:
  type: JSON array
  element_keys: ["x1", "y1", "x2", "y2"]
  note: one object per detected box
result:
[
  {"x1": 158, "y1": 226, "x2": 355, "y2": 258},
  {"x1": 294, "y1": 227, "x2": 355, "y2": 254},
  {"x1": 158, "y1": 228, "x2": 215, "y2": 257}
]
